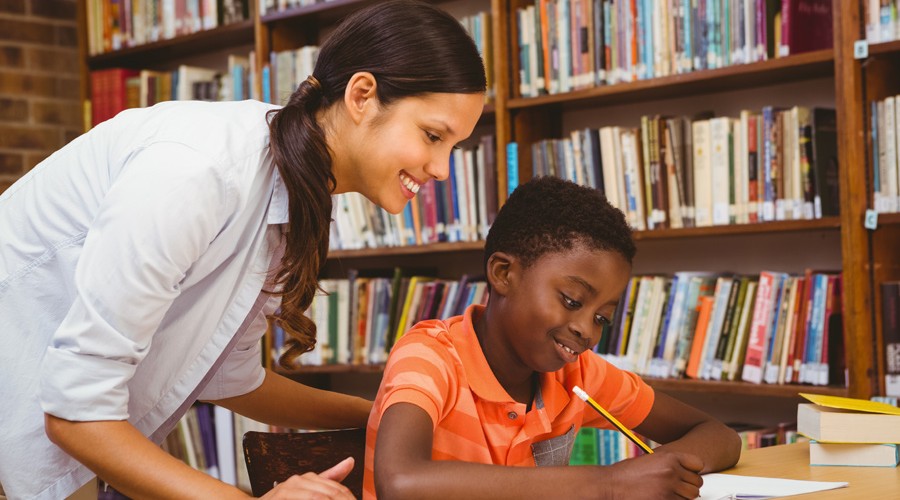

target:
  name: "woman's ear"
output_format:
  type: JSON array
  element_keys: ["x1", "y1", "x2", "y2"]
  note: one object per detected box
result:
[
  {"x1": 343, "y1": 72, "x2": 378, "y2": 125},
  {"x1": 486, "y1": 252, "x2": 516, "y2": 296}
]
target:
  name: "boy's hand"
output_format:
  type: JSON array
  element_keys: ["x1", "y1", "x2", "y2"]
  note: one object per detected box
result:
[
  {"x1": 259, "y1": 457, "x2": 356, "y2": 499},
  {"x1": 603, "y1": 451, "x2": 704, "y2": 499}
]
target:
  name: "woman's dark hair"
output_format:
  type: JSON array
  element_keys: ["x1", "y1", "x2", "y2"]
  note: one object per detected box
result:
[
  {"x1": 484, "y1": 176, "x2": 636, "y2": 276},
  {"x1": 268, "y1": 0, "x2": 487, "y2": 368}
]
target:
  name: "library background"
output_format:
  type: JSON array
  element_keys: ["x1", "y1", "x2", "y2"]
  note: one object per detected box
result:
[{"x1": 2, "y1": 0, "x2": 900, "y2": 496}]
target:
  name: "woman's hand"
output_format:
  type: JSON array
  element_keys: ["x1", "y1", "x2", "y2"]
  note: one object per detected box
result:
[{"x1": 259, "y1": 457, "x2": 356, "y2": 499}]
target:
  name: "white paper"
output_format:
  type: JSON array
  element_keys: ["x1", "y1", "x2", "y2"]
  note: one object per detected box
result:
[{"x1": 698, "y1": 473, "x2": 848, "y2": 499}]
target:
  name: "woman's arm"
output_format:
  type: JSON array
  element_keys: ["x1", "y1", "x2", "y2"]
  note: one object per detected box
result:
[
  {"x1": 634, "y1": 391, "x2": 742, "y2": 473},
  {"x1": 374, "y1": 402, "x2": 704, "y2": 500},
  {"x1": 45, "y1": 415, "x2": 356, "y2": 499},
  {"x1": 209, "y1": 369, "x2": 372, "y2": 429}
]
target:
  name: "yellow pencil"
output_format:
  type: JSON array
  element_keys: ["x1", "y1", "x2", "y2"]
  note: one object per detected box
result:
[{"x1": 572, "y1": 385, "x2": 654, "y2": 455}]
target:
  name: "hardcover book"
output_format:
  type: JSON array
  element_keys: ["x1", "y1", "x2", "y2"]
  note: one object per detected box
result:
[{"x1": 797, "y1": 394, "x2": 900, "y2": 444}]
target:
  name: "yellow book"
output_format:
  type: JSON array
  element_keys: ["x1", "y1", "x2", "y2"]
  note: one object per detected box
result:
[{"x1": 393, "y1": 276, "x2": 433, "y2": 344}]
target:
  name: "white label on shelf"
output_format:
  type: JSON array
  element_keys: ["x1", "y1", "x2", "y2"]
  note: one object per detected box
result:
[
  {"x1": 887, "y1": 375, "x2": 900, "y2": 398},
  {"x1": 854, "y1": 40, "x2": 869, "y2": 59},
  {"x1": 713, "y1": 203, "x2": 729, "y2": 225}
]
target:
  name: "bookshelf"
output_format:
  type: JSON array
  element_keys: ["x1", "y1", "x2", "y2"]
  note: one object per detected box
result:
[{"x1": 77, "y1": 0, "x2": 898, "y2": 460}]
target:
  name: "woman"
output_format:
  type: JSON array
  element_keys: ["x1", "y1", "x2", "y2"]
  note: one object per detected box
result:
[{"x1": 0, "y1": 1, "x2": 486, "y2": 498}]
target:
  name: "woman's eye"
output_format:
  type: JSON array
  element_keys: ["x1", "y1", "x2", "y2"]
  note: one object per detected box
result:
[{"x1": 425, "y1": 131, "x2": 440, "y2": 143}]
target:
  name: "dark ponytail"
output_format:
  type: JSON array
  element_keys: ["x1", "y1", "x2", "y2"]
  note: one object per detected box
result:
[{"x1": 268, "y1": 0, "x2": 487, "y2": 368}]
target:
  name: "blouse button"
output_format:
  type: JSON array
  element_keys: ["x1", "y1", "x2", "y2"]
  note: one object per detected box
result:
[{"x1": 507, "y1": 411, "x2": 517, "y2": 420}]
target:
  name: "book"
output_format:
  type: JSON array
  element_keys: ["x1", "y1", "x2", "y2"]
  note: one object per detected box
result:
[
  {"x1": 883, "y1": 281, "x2": 900, "y2": 398},
  {"x1": 797, "y1": 394, "x2": 900, "y2": 444},
  {"x1": 809, "y1": 441, "x2": 900, "y2": 467}
]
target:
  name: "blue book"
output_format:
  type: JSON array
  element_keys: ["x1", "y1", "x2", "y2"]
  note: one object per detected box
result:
[
  {"x1": 261, "y1": 65, "x2": 271, "y2": 104},
  {"x1": 507, "y1": 142, "x2": 519, "y2": 195}
]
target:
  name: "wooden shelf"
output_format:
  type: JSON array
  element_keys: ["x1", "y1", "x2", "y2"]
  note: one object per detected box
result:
[
  {"x1": 276, "y1": 363, "x2": 847, "y2": 399},
  {"x1": 508, "y1": 50, "x2": 835, "y2": 111},
  {"x1": 87, "y1": 21, "x2": 255, "y2": 70},
  {"x1": 632, "y1": 217, "x2": 841, "y2": 241},
  {"x1": 868, "y1": 39, "x2": 900, "y2": 57},
  {"x1": 275, "y1": 363, "x2": 385, "y2": 375},
  {"x1": 875, "y1": 212, "x2": 900, "y2": 226},
  {"x1": 328, "y1": 240, "x2": 484, "y2": 260},
  {"x1": 324, "y1": 218, "x2": 841, "y2": 259},
  {"x1": 644, "y1": 377, "x2": 848, "y2": 398}
]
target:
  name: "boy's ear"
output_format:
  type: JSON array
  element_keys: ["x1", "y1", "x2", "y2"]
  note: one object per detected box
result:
[
  {"x1": 486, "y1": 252, "x2": 515, "y2": 296},
  {"x1": 343, "y1": 71, "x2": 378, "y2": 125}
]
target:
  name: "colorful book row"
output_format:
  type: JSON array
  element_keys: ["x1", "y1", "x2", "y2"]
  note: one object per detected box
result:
[
  {"x1": 515, "y1": 0, "x2": 833, "y2": 98},
  {"x1": 85, "y1": 0, "x2": 250, "y2": 55},
  {"x1": 271, "y1": 272, "x2": 489, "y2": 368},
  {"x1": 597, "y1": 269, "x2": 844, "y2": 387},
  {"x1": 871, "y1": 96, "x2": 900, "y2": 214},
  {"x1": 89, "y1": 56, "x2": 252, "y2": 126},
  {"x1": 524, "y1": 106, "x2": 838, "y2": 231}
]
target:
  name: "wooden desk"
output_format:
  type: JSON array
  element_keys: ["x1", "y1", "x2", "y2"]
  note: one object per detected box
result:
[{"x1": 725, "y1": 441, "x2": 900, "y2": 498}]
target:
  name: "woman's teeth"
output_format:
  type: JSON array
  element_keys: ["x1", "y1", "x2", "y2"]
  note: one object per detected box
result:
[{"x1": 401, "y1": 173, "x2": 420, "y2": 194}]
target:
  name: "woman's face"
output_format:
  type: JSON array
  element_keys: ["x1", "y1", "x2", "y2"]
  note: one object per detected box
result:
[{"x1": 346, "y1": 92, "x2": 484, "y2": 214}]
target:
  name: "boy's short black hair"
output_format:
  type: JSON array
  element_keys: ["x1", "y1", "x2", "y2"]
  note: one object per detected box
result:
[{"x1": 484, "y1": 176, "x2": 636, "y2": 271}]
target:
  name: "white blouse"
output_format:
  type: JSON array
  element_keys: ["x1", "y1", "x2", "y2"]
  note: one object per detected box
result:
[{"x1": 0, "y1": 99, "x2": 289, "y2": 499}]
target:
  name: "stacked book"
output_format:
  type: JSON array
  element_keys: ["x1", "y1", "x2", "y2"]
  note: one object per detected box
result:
[{"x1": 797, "y1": 393, "x2": 900, "y2": 467}]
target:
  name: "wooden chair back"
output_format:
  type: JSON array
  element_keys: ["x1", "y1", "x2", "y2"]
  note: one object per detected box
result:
[{"x1": 242, "y1": 428, "x2": 366, "y2": 498}]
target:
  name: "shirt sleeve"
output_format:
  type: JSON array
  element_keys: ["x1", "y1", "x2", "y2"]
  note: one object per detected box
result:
[
  {"x1": 580, "y1": 354, "x2": 655, "y2": 430},
  {"x1": 377, "y1": 327, "x2": 457, "y2": 428},
  {"x1": 40, "y1": 141, "x2": 236, "y2": 421}
]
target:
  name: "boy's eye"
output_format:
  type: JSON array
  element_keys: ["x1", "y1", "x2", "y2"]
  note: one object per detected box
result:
[
  {"x1": 594, "y1": 314, "x2": 611, "y2": 326},
  {"x1": 562, "y1": 294, "x2": 580, "y2": 309}
]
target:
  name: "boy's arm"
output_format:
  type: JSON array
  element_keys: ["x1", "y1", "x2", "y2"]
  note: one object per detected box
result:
[
  {"x1": 375, "y1": 402, "x2": 704, "y2": 500},
  {"x1": 633, "y1": 391, "x2": 742, "y2": 473}
]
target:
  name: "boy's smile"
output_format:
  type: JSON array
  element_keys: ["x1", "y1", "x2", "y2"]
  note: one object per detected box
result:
[{"x1": 477, "y1": 242, "x2": 632, "y2": 400}]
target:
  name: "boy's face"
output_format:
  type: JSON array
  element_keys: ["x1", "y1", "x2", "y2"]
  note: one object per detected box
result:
[{"x1": 496, "y1": 244, "x2": 632, "y2": 374}]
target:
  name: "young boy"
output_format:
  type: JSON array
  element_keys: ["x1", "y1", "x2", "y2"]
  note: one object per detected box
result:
[{"x1": 363, "y1": 176, "x2": 741, "y2": 499}]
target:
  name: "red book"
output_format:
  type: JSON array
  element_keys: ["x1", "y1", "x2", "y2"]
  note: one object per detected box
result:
[{"x1": 781, "y1": 0, "x2": 833, "y2": 56}]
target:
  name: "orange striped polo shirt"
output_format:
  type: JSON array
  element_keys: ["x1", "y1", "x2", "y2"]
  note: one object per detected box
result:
[{"x1": 362, "y1": 304, "x2": 655, "y2": 499}]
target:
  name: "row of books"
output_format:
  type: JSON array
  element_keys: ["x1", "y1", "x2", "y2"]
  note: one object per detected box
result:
[
  {"x1": 158, "y1": 403, "x2": 270, "y2": 493},
  {"x1": 871, "y1": 96, "x2": 900, "y2": 214},
  {"x1": 514, "y1": 0, "x2": 833, "y2": 98},
  {"x1": 270, "y1": 45, "x2": 319, "y2": 106},
  {"x1": 265, "y1": 10, "x2": 495, "y2": 106},
  {"x1": 272, "y1": 273, "x2": 489, "y2": 368},
  {"x1": 259, "y1": 0, "x2": 333, "y2": 16},
  {"x1": 597, "y1": 270, "x2": 844, "y2": 387},
  {"x1": 89, "y1": 56, "x2": 252, "y2": 125},
  {"x1": 85, "y1": 0, "x2": 250, "y2": 55},
  {"x1": 570, "y1": 421, "x2": 798, "y2": 466},
  {"x1": 865, "y1": 0, "x2": 900, "y2": 44},
  {"x1": 799, "y1": 394, "x2": 900, "y2": 467},
  {"x1": 329, "y1": 135, "x2": 498, "y2": 250},
  {"x1": 525, "y1": 106, "x2": 839, "y2": 232}
]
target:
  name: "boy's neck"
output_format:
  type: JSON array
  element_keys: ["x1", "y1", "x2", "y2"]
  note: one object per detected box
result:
[{"x1": 472, "y1": 305, "x2": 538, "y2": 406}]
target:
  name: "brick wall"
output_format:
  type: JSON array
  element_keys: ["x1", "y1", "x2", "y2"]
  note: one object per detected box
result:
[{"x1": 0, "y1": 0, "x2": 81, "y2": 194}]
